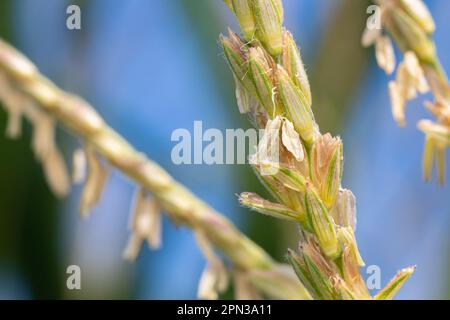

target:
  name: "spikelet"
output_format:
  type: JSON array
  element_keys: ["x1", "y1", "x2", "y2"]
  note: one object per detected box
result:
[
  {"x1": 375, "y1": 35, "x2": 396, "y2": 75},
  {"x1": 253, "y1": 0, "x2": 284, "y2": 56},
  {"x1": 222, "y1": 0, "x2": 415, "y2": 299},
  {"x1": 239, "y1": 191, "x2": 303, "y2": 222},
  {"x1": 248, "y1": 264, "x2": 311, "y2": 300},
  {"x1": 310, "y1": 133, "x2": 343, "y2": 209},
  {"x1": 287, "y1": 239, "x2": 340, "y2": 300},
  {"x1": 42, "y1": 147, "x2": 71, "y2": 198},
  {"x1": 79, "y1": 144, "x2": 109, "y2": 217},
  {"x1": 281, "y1": 30, "x2": 312, "y2": 106},
  {"x1": 367, "y1": 0, "x2": 450, "y2": 184},
  {"x1": 330, "y1": 189, "x2": 357, "y2": 230},
  {"x1": 281, "y1": 118, "x2": 304, "y2": 161},
  {"x1": 233, "y1": 270, "x2": 262, "y2": 300},
  {"x1": 248, "y1": 47, "x2": 279, "y2": 117},
  {"x1": 361, "y1": 26, "x2": 381, "y2": 48},
  {"x1": 231, "y1": 0, "x2": 256, "y2": 41},
  {"x1": 123, "y1": 187, "x2": 162, "y2": 261},
  {"x1": 196, "y1": 231, "x2": 229, "y2": 300},
  {"x1": 0, "y1": 69, "x2": 71, "y2": 197},
  {"x1": 418, "y1": 120, "x2": 450, "y2": 184},
  {"x1": 398, "y1": 0, "x2": 435, "y2": 34},
  {"x1": 374, "y1": 266, "x2": 416, "y2": 300},
  {"x1": 250, "y1": 116, "x2": 282, "y2": 175}
]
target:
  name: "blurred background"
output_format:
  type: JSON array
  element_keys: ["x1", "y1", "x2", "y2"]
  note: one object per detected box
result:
[{"x1": 0, "y1": 0, "x2": 449, "y2": 299}]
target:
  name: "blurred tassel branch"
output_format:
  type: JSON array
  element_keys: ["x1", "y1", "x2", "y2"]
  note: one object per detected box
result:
[
  {"x1": 222, "y1": 0, "x2": 413, "y2": 299},
  {"x1": 0, "y1": 38, "x2": 308, "y2": 300},
  {"x1": 0, "y1": 0, "x2": 417, "y2": 300},
  {"x1": 363, "y1": 0, "x2": 450, "y2": 184}
]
